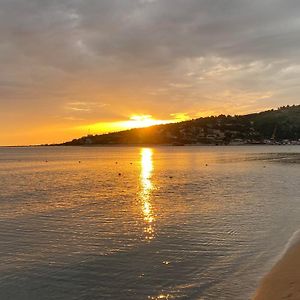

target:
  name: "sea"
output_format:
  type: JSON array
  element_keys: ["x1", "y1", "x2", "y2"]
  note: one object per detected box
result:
[{"x1": 0, "y1": 145, "x2": 299, "y2": 300}]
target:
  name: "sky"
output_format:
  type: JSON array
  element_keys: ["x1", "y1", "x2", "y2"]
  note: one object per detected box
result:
[{"x1": 1, "y1": 0, "x2": 300, "y2": 145}]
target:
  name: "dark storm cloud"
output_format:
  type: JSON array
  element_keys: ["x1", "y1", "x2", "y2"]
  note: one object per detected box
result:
[{"x1": 0, "y1": 0, "x2": 300, "y2": 142}]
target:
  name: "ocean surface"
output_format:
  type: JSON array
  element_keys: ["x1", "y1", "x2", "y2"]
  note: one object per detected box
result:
[{"x1": 0, "y1": 146, "x2": 299, "y2": 300}]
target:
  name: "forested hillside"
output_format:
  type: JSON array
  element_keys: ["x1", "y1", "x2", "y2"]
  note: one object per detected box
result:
[{"x1": 63, "y1": 105, "x2": 300, "y2": 146}]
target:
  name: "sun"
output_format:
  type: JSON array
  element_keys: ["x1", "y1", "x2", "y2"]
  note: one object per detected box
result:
[
  {"x1": 122, "y1": 115, "x2": 169, "y2": 129},
  {"x1": 75, "y1": 114, "x2": 186, "y2": 136}
]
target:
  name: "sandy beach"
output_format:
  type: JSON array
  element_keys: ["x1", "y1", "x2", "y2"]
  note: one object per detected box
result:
[{"x1": 253, "y1": 243, "x2": 300, "y2": 300}]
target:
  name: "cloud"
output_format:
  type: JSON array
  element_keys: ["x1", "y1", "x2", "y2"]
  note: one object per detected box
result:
[{"x1": 65, "y1": 101, "x2": 107, "y2": 112}]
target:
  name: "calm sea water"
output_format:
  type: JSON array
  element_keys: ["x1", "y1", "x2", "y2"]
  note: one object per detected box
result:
[{"x1": 0, "y1": 146, "x2": 299, "y2": 300}]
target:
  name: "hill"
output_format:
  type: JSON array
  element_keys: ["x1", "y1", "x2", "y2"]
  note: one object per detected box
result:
[{"x1": 62, "y1": 105, "x2": 300, "y2": 146}]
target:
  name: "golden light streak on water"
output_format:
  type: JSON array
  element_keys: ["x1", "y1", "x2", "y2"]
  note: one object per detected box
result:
[{"x1": 140, "y1": 148, "x2": 155, "y2": 241}]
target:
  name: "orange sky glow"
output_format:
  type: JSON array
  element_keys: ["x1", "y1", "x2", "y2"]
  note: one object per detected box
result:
[{"x1": 1, "y1": 1, "x2": 299, "y2": 146}]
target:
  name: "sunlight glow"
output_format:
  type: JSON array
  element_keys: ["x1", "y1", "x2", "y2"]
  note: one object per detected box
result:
[
  {"x1": 140, "y1": 148, "x2": 155, "y2": 241},
  {"x1": 120, "y1": 115, "x2": 170, "y2": 130},
  {"x1": 75, "y1": 114, "x2": 189, "y2": 136}
]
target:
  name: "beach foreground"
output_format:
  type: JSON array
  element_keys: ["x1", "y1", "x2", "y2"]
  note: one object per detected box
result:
[{"x1": 253, "y1": 243, "x2": 300, "y2": 300}]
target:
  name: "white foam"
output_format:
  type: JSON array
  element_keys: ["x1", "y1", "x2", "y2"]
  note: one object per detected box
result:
[
  {"x1": 252, "y1": 229, "x2": 300, "y2": 300},
  {"x1": 276, "y1": 228, "x2": 300, "y2": 262}
]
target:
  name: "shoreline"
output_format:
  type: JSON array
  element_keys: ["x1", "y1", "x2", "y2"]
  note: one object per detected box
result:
[
  {"x1": 1, "y1": 144, "x2": 300, "y2": 148},
  {"x1": 253, "y1": 242, "x2": 300, "y2": 300}
]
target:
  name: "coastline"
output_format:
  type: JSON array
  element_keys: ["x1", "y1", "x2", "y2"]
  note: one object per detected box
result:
[
  {"x1": 253, "y1": 242, "x2": 300, "y2": 300},
  {"x1": 1, "y1": 142, "x2": 300, "y2": 148}
]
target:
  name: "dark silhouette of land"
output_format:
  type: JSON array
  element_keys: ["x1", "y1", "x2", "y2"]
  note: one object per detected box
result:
[{"x1": 62, "y1": 105, "x2": 300, "y2": 146}]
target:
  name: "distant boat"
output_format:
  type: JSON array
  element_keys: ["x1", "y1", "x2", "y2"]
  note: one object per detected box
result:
[{"x1": 172, "y1": 142, "x2": 185, "y2": 146}]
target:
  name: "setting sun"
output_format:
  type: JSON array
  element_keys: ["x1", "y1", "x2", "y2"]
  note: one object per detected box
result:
[
  {"x1": 121, "y1": 115, "x2": 170, "y2": 129},
  {"x1": 75, "y1": 114, "x2": 187, "y2": 136}
]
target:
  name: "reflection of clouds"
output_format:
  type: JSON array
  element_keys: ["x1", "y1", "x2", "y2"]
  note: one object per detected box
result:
[{"x1": 140, "y1": 148, "x2": 155, "y2": 241}]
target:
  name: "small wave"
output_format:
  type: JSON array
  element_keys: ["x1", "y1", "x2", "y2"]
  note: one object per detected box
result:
[
  {"x1": 252, "y1": 229, "x2": 300, "y2": 300},
  {"x1": 275, "y1": 228, "x2": 300, "y2": 263}
]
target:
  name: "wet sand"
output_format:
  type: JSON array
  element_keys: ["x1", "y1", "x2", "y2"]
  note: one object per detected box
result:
[{"x1": 253, "y1": 243, "x2": 300, "y2": 300}]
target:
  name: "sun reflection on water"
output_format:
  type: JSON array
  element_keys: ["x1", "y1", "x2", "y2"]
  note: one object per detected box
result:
[{"x1": 140, "y1": 148, "x2": 155, "y2": 241}]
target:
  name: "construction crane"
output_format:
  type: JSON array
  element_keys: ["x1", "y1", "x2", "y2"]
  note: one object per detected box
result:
[{"x1": 271, "y1": 125, "x2": 277, "y2": 140}]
